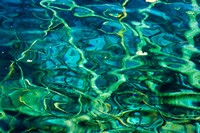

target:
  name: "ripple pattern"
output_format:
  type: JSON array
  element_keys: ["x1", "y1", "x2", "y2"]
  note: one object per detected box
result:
[{"x1": 0, "y1": 0, "x2": 200, "y2": 132}]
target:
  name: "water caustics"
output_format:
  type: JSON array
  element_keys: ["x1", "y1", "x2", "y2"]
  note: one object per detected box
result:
[{"x1": 0, "y1": 0, "x2": 200, "y2": 132}]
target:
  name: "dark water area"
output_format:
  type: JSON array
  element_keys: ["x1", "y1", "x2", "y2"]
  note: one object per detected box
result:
[{"x1": 0, "y1": 0, "x2": 200, "y2": 132}]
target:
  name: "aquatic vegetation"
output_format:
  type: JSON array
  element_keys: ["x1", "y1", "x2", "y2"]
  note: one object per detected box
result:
[{"x1": 0, "y1": 0, "x2": 200, "y2": 132}]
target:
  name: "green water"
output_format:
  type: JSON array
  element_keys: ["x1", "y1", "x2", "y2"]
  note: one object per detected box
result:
[{"x1": 0, "y1": 0, "x2": 200, "y2": 132}]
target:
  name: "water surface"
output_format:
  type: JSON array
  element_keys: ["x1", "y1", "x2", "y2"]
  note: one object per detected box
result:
[{"x1": 0, "y1": 0, "x2": 200, "y2": 132}]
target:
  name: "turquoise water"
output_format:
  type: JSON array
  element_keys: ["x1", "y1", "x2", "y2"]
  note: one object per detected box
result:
[{"x1": 0, "y1": 0, "x2": 200, "y2": 132}]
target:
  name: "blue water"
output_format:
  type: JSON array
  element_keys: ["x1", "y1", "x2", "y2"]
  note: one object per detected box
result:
[{"x1": 0, "y1": 0, "x2": 200, "y2": 132}]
